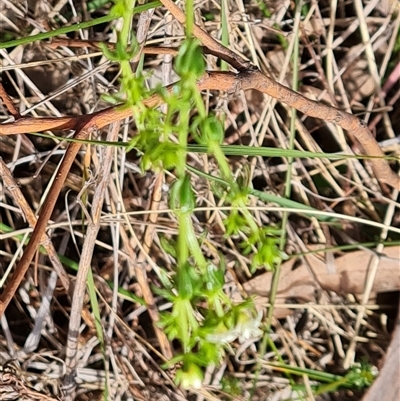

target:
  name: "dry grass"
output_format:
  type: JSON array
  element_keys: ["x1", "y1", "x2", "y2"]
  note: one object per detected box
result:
[{"x1": 0, "y1": 0, "x2": 399, "y2": 400}]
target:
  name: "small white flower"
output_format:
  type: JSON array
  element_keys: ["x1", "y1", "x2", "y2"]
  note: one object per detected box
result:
[
  {"x1": 236, "y1": 309, "x2": 263, "y2": 343},
  {"x1": 205, "y1": 309, "x2": 263, "y2": 344},
  {"x1": 206, "y1": 330, "x2": 238, "y2": 344}
]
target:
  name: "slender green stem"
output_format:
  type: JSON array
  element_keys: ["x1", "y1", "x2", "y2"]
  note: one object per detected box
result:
[
  {"x1": 0, "y1": 1, "x2": 161, "y2": 49},
  {"x1": 177, "y1": 214, "x2": 190, "y2": 266},
  {"x1": 221, "y1": 0, "x2": 229, "y2": 71},
  {"x1": 181, "y1": 213, "x2": 208, "y2": 271},
  {"x1": 185, "y1": 0, "x2": 195, "y2": 37},
  {"x1": 210, "y1": 142, "x2": 259, "y2": 234}
]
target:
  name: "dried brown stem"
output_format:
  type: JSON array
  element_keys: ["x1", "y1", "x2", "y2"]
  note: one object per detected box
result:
[
  {"x1": 49, "y1": 38, "x2": 178, "y2": 56},
  {"x1": 0, "y1": 159, "x2": 70, "y2": 292},
  {"x1": 160, "y1": 0, "x2": 252, "y2": 71},
  {"x1": 158, "y1": 0, "x2": 399, "y2": 190},
  {"x1": 1, "y1": 70, "x2": 398, "y2": 189},
  {"x1": 0, "y1": 124, "x2": 96, "y2": 316}
]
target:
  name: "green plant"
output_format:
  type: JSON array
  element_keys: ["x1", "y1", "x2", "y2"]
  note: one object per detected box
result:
[
  {"x1": 102, "y1": 0, "x2": 286, "y2": 388},
  {"x1": 266, "y1": 361, "x2": 378, "y2": 396}
]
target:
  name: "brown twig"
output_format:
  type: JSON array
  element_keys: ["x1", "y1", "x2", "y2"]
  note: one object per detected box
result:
[
  {"x1": 0, "y1": 123, "x2": 96, "y2": 316},
  {"x1": 158, "y1": 0, "x2": 399, "y2": 190},
  {"x1": 49, "y1": 37, "x2": 179, "y2": 56},
  {"x1": 0, "y1": 89, "x2": 166, "y2": 135},
  {"x1": 0, "y1": 159, "x2": 70, "y2": 292},
  {"x1": 159, "y1": 0, "x2": 253, "y2": 71},
  {"x1": 1, "y1": 70, "x2": 398, "y2": 189}
]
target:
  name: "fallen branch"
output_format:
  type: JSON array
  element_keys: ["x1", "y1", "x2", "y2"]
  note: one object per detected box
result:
[{"x1": 1, "y1": 69, "x2": 399, "y2": 189}]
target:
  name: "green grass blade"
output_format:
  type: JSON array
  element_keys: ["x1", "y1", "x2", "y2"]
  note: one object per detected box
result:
[{"x1": 0, "y1": 1, "x2": 161, "y2": 49}]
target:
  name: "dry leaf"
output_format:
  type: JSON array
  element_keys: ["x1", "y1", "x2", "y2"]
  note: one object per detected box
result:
[{"x1": 244, "y1": 246, "x2": 400, "y2": 314}]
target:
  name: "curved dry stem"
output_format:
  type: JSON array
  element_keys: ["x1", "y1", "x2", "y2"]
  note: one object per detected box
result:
[
  {"x1": 1, "y1": 70, "x2": 398, "y2": 189},
  {"x1": 0, "y1": 124, "x2": 96, "y2": 316}
]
